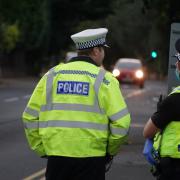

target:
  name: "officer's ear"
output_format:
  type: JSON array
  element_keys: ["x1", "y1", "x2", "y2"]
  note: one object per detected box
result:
[
  {"x1": 177, "y1": 61, "x2": 180, "y2": 70},
  {"x1": 92, "y1": 47, "x2": 100, "y2": 56}
]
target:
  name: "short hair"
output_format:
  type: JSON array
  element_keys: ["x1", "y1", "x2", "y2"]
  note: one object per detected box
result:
[
  {"x1": 77, "y1": 48, "x2": 93, "y2": 56},
  {"x1": 77, "y1": 47, "x2": 103, "y2": 56}
]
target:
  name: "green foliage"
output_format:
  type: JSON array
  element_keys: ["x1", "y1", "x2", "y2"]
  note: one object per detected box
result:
[
  {"x1": 0, "y1": 23, "x2": 20, "y2": 52},
  {"x1": 104, "y1": 1, "x2": 150, "y2": 65},
  {"x1": 18, "y1": 0, "x2": 47, "y2": 50},
  {"x1": 0, "y1": 0, "x2": 177, "y2": 76},
  {"x1": 47, "y1": 0, "x2": 113, "y2": 55},
  {"x1": 142, "y1": 0, "x2": 172, "y2": 75},
  {"x1": 0, "y1": 0, "x2": 114, "y2": 75},
  {"x1": 0, "y1": 0, "x2": 47, "y2": 51}
]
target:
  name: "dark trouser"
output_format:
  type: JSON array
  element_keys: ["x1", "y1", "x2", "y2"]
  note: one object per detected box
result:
[
  {"x1": 45, "y1": 156, "x2": 106, "y2": 180},
  {"x1": 157, "y1": 158, "x2": 180, "y2": 180}
]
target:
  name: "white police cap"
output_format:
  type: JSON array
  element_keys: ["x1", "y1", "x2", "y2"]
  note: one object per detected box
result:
[{"x1": 71, "y1": 28, "x2": 109, "y2": 50}]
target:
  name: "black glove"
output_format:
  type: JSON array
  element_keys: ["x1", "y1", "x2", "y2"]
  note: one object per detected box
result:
[
  {"x1": 105, "y1": 154, "x2": 113, "y2": 172},
  {"x1": 105, "y1": 153, "x2": 113, "y2": 164},
  {"x1": 41, "y1": 155, "x2": 48, "y2": 159}
]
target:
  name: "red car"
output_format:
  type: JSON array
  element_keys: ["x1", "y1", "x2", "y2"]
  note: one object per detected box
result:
[{"x1": 112, "y1": 58, "x2": 145, "y2": 88}]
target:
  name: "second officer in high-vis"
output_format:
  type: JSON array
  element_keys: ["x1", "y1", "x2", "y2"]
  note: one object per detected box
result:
[
  {"x1": 22, "y1": 28, "x2": 131, "y2": 180},
  {"x1": 143, "y1": 53, "x2": 180, "y2": 180}
]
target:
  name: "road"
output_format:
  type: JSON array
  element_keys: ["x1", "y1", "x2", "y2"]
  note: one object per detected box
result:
[{"x1": 0, "y1": 78, "x2": 167, "y2": 180}]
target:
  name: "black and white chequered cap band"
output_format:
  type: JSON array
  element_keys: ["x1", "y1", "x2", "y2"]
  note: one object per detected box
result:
[
  {"x1": 76, "y1": 37, "x2": 106, "y2": 50},
  {"x1": 71, "y1": 28, "x2": 108, "y2": 50},
  {"x1": 175, "y1": 53, "x2": 180, "y2": 61}
]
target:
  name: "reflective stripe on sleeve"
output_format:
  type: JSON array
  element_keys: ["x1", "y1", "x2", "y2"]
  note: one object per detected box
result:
[
  {"x1": 171, "y1": 86, "x2": 180, "y2": 94},
  {"x1": 24, "y1": 120, "x2": 108, "y2": 131},
  {"x1": 24, "y1": 107, "x2": 39, "y2": 117},
  {"x1": 109, "y1": 108, "x2": 129, "y2": 121},
  {"x1": 24, "y1": 121, "x2": 39, "y2": 129},
  {"x1": 110, "y1": 127, "x2": 129, "y2": 136}
]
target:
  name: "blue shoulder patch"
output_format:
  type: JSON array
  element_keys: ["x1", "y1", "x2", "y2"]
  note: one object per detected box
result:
[{"x1": 57, "y1": 81, "x2": 89, "y2": 96}]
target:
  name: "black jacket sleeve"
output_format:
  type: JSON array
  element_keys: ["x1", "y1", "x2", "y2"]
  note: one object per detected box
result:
[{"x1": 151, "y1": 93, "x2": 180, "y2": 130}]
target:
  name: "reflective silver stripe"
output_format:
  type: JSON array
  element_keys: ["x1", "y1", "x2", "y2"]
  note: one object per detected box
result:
[
  {"x1": 24, "y1": 120, "x2": 108, "y2": 131},
  {"x1": 24, "y1": 107, "x2": 39, "y2": 117},
  {"x1": 174, "y1": 86, "x2": 180, "y2": 91},
  {"x1": 41, "y1": 103, "x2": 104, "y2": 113},
  {"x1": 42, "y1": 68, "x2": 106, "y2": 114},
  {"x1": 24, "y1": 121, "x2": 38, "y2": 129},
  {"x1": 110, "y1": 127, "x2": 129, "y2": 136},
  {"x1": 93, "y1": 68, "x2": 106, "y2": 114},
  {"x1": 94, "y1": 68, "x2": 106, "y2": 95},
  {"x1": 109, "y1": 108, "x2": 129, "y2": 121},
  {"x1": 46, "y1": 69, "x2": 55, "y2": 109},
  {"x1": 171, "y1": 86, "x2": 180, "y2": 94}
]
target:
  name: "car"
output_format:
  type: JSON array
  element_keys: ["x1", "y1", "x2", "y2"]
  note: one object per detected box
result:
[{"x1": 112, "y1": 58, "x2": 145, "y2": 88}]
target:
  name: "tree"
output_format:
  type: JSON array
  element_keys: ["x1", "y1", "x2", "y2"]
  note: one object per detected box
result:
[
  {"x1": 0, "y1": 0, "x2": 48, "y2": 75},
  {"x1": 103, "y1": 0, "x2": 151, "y2": 70},
  {"x1": 0, "y1": 23, "x2": 20, "y2": 53},
  {"x1": 142, "y1": 0, "x2": 172, "y2": 75},
  {"x1": 46, "y1": 0, "x2": 113, "y2": 57}
]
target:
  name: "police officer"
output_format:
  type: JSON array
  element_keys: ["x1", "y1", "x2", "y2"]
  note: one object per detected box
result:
[
  {"x1": 22, "y1": 28, "x2": 131, "y2": 180},
  {"x1": 143, "y1": 53, "x2": 180, "y2": 180}
]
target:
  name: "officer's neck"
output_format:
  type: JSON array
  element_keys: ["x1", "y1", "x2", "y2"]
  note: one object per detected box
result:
[{"x1": 89, "y1": 55, "x2": 102, "y2": 67}]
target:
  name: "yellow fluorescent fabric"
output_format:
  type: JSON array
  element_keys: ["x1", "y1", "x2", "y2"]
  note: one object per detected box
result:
[
  {"x1": 22, "y1": 60, "x2": 131, "y2": 157},
  {"x1": 160, "y1": 122, "x2": 180, "y2": 158},
  {"x1": 160, "y1": 87, "x2": 180, "y2": 158},
  {"x1": 153, "y1": 86, "x2": 180, "y2": 158}
]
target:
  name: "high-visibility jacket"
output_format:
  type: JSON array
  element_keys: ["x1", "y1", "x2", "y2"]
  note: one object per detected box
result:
[
  {"x1": 153, "y1": 86, "x2": 180, "y2": 158},
  {"x1": 22, "y1": 60, "x2": 131, "y2": 157}
]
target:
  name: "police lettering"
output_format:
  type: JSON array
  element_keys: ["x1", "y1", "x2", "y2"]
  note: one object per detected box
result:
[{"x1": 57, "y1": 81, "x2": 89, "y2": 96}]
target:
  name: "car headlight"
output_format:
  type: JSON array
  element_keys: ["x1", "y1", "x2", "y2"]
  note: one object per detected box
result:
[
  {"x1": 113, "y1": 69, "x2": 120, "y2": 77},
  {"x1": 135, "y1": 70, "x2": 144, "y2": 79}
]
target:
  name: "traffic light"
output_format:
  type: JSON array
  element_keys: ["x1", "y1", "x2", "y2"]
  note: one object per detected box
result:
[{"x1": 151, "y1": 50, "x2": 157, "y2": 59}]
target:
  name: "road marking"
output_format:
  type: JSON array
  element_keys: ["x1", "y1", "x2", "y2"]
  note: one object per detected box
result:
[
  {"x1": 152, "y1": 97, "x2": 159, "y2": 102},
  {"x1": 3, "y1": 94, "x2": 31, "y2": 103},
  {"x1": 125, "y1": 89, "x2": 146, "y2": 99},
  {"x1": 23, "y1": 168, "x2": 46, "y2": 180},
  {"x1": 131, "y1": 123, "x2": 145, "y2": 128},
  {"x1": 4, "y1": 97, "x2": 19, "y2": 102},
  {"x1": 23, "y1": 95, "x2": 31, "y2": 99}
]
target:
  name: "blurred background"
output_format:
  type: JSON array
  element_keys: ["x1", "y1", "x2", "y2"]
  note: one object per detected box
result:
[
  {"x1": 0, "y1": 0, "x2": 179, "y2": 79},
  {"x1": 0, "y1": 0, "x2": 180, "y2": 179}
]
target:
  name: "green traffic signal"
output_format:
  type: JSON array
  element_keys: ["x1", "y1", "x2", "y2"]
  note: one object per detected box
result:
[{"x1": 151, "y1": 51, "x2": 157, "y2": 59}]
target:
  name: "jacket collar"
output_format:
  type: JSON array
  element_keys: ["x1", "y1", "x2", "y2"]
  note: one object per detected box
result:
[{"x1": 68, "y1": 56, "x2": 99, "y2": 66}]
